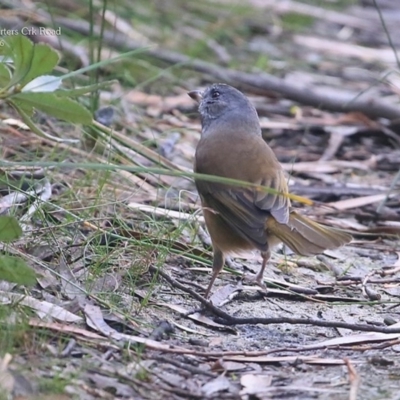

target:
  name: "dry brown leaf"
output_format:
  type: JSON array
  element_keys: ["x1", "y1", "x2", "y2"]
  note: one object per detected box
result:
[
  {"x1": 29, "y1": 319, "x2": 110, "y2": 341},
  {"x1": 0, "y1": 292, "x2": 83, "y2": 323},
  {"x1": 128, "y1": 202, "x2": 204, "y2": 223},
  {"x1": 83, "y1": 305, "x2": 189, "y2": 351},
  {"x1": 226, "y1": 355, "x2": 354, "y2": 365},
  {"x1": 3, "y1": 118, "x2": 30, "y2": 130},
  {"x1": 170, "y1": 320, "x2": 212, "y2": 336},
  {"x1": 294, "y1": 35, "x2": 397, "y2": 65},
  {"x1": 89, "y1": 374, "x2": 135, "y2": 397},
  {"x1": 201, "y1": 375, "x2": 233, "y2": 397},
  {"x1": 240, "y1": 374, "x2": 272, "y2": 396},
  {"x1": 281, "y1": 160, "x2": 370, "y2": 173},
  {"x1": 209, "y1": 283, "x2": 241, "y2": 307},
  {"x1": 0, "y1": 354, "x2": 14, "y2": 394},
  {"x1": 158, "y1": 302, "x2": 235, "y2": 331},
  {"x1": 303, "y1": 330, "x2": 400, "y2": 348},
  {"x1": 126, "y1": 90, "x2": 193, "y2": 113},
  {"x1": 328, "y1": 193, "x2": 398, "y2": 211}
]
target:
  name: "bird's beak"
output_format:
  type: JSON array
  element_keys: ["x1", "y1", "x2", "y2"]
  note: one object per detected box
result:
[{"x1": 188, "y1": 90, "x2": 203, "y2": 103}]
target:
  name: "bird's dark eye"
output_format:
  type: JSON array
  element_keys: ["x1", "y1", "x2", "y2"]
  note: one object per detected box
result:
[{"x1": 211, "y1": 90, "x2": 220, "y2": 99}]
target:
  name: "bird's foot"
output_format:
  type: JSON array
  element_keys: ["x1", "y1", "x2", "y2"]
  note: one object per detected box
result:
[{"x1": 242, "y1": 273, "x2": 268, "y2": 292}]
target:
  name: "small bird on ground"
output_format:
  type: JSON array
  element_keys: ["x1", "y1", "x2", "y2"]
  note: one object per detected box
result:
[{"x1": 188, "y1": 83, "x2": 352, "y2": 298}]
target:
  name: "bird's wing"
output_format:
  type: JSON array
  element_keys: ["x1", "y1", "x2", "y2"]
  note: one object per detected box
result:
[
  {"x1": 200, "y1": 188, "x2": 268, "y2": 250},
  {"x1": 196, "y1": 168, "x2": 290, "y2": 251},
  {"x1": 252, "y1": 168, "x2": 290, "y2": 224}
]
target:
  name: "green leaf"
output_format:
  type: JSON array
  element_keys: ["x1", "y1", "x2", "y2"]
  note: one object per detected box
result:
[
  {"x1": 19, "y1": 42, "x2": 59, "y2": 87},
  {"x1": 22, "y1": 75, "x2": 62, "y2": 93},
  {"x1": 0, "y1": 255, "x2": 36, "y2": 286},
  {"x1": 11, "y1": 92, "x2": 92, "y2": 124},
  {"x1": 5, "y1": 35, "x2": 35, "y2": 88},
  {"x1": 0, "y1": 62, "x2": 11, "y2": 87},
  {"x1": 0, "y1": 216, "x2": 23, "y2": 242}
]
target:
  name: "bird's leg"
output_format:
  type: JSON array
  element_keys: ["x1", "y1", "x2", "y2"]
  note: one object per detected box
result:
[
  {"x1": 256, "y1": 249, "x2": 271, "y2": 287},
  {"x1": 243, "y1": 249, "x2": 270, "y2": 291},
  {"x1": 204, "y1": 247, "x2": 224, "y2": 298}
]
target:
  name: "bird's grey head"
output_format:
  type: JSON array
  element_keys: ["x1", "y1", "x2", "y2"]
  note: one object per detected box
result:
[{"x1": 188, "y1": 83, "x2": 261, "y2": 136}]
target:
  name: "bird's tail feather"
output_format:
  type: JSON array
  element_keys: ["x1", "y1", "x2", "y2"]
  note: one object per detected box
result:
[{"x1": 266, "y1": 211, "x2": 352, "y2": 256}]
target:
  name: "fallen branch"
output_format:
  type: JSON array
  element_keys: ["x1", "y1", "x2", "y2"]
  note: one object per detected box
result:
[
  {"x1": 117, "y1": 42, "x2": 400, "y2": 120},
  {"x1": 150, "y1": 265, "x2": 400, "y2": 334},
  {"x1": 4, "y1": 13, "x2": 397, "y2": 121}
]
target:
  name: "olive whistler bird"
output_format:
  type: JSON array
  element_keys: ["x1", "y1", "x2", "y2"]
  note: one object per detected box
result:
[{"x1": 189, "y1": 84, "x2": 352, "y2": 298}]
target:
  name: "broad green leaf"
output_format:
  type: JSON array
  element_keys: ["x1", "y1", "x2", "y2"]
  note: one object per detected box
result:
[
  {"x1": 9, "y1": 101, "x2": 80, "y2": 144},
  {"x1": 0, "y1": 62, "x2": 11, "y2": 87},
  {"x1": 11, "y1": 92, "x2": 92, "y2": 124},
  {"x1": 0, "y1": 37, "x2": 12, "y2": 56},
  {"x1": 22, "y1": 75, "x2": 62, "y2": 93},
  {"x1": 5, "y1": 35, "x2": 34, "y2": 87},
  {"x1": 19, "y1": 43, "x2": 59, "y2": 86},
  {"x1": 8, "y1": 97, "x2": 35, "y2": 116},
  {"x1": 0, "y1": 255, "x2": 36, "y2": 286},
  {"x1": 0, "y1": 216, "x2": 23, "y2": 242}
]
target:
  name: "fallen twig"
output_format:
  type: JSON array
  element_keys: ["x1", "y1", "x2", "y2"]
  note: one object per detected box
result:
[
  {"x1": 362, "y1": 271, "x2": 382, "y2": 301},
  {"x1": 344, "y1": 358, "x2": 360, "y2": 400}
]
